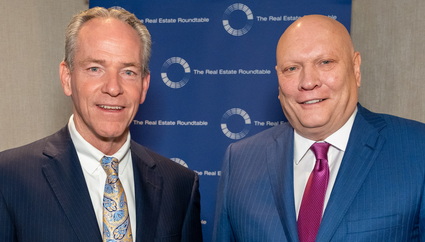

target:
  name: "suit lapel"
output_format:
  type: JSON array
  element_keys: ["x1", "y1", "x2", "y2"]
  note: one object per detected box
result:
[
  {"x1": 267, "y1": 123, "x2": 299, "y2": 241},
  {"x1": 317, "y1": 106, "x2": 387, "y2": 241},
  {"x1": 41, "y1": 127, "x2": 102, "y2": 241},
  {"x1": 131, "y1": 142, "x2": 163, "y2": 242}
]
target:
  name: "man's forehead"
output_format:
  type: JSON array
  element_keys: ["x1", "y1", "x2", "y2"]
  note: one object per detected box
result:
[{"x1": 278, "y1": 32, "x2": 350, "y2": 61}]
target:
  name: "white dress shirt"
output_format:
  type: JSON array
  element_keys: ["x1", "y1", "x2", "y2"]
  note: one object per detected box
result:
[
  {"x1": 293, "y1": 108, "x2": 357, "y2": 219},
  {"x1": 68, "y1": 115, "x2": 136, "y2": 241}
]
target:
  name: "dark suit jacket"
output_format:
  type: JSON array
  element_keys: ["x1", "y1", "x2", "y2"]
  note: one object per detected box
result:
[
  {"x1": 213, "y1": 104, "x2": 425, "y2": 241},
  {"x1": 0, "y1": 127, "x2": 202, "y2": 242}
]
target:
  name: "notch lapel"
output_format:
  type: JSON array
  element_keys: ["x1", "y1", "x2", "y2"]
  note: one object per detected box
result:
[
  {"x1": 267, "y1": 123, "x2": 299, "y2": 241},
  {"x1": 42, "y1": 127, "x2": 102, "y2": 241},
  {"x1": 317, "y1": 107, "x2": 386, "y2": 241},
  {"x1": 131, "y1": 142, "x2": 163, "y2": 242}
]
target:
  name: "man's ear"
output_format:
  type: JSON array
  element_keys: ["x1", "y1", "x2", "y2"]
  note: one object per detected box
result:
[
  {"x1": 59, "y1": 61, "x2": 72, "y2": 96},
  {"x1": 139, "y1": 73, "x2": 151, "y2": 104},
  {"x1": 353, "y1": 51, "x2": 362, "y2": 87}
]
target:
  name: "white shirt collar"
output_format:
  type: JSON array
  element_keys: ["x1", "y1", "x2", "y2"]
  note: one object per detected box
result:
[
  {"x1": 67, "y1": 115, "x2": 131, "y2": 174},
  {"x1": 294, "y1": 107, "x2": 358, "y2": 164}
]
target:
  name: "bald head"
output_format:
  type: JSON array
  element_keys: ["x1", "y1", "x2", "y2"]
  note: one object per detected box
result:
[
  {"x1": 277, "y1": 15, "x2": 354, "y2": 61},
  {"x1": 275, "y1": 14, "x2": 361, "y2": 140}
]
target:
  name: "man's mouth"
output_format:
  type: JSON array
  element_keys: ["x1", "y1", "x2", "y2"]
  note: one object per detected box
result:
[
  {"x1": 302, "y1": 99, "x2": 325, "y2": 104},
  {"x1": 98, "y1": 105, "x2": 123, "y2": 110}
]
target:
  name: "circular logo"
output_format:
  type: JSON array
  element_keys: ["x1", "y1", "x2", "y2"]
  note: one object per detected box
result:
[
  {"x1": 221, "y1": 108, "x2": 251, "y2": 140},
  {"x1": 222, "y1": 3, "x2": 254, "y2": 36},
  {"x1": 170, "y1": 157, "x2": 189, "y2": 168},
  {"x1": 161, "y1": 57, "x2": 191, "y2": 89}
]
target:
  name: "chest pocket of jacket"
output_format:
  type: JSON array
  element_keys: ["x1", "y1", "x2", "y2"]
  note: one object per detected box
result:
[{"x1": 347, "y1": 214, "x2": 401, "y2": 234}]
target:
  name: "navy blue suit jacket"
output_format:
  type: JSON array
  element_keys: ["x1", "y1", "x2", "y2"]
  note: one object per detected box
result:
[
  {"x1": 0, "y1": 127, "x2": 202, "y2": 242},
  {"x1": 213, "y1": 105, "x2": 425, "y2": 241}
]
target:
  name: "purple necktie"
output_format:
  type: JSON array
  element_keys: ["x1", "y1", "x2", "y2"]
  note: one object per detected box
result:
[{"x1": 297, "y1": 142, "x2": 331, "y2": 242}]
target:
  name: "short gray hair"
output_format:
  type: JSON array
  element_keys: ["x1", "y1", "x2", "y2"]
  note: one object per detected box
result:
[{"x1": 64, "y1": 7, "x2": 151, "y2": 76}]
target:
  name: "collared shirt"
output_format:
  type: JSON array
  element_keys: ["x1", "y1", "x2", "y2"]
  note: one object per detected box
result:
[
  {"x1": 293, "y1": 108, "x2": 358, "y2": 219},
  {"x1": 68, "y1": 115, "x2": 136, "y2": 241}
]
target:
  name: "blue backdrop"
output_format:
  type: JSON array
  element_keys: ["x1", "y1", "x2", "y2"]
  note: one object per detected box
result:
[{"x1": 89, "y1": 1, "x2": 351, "y2": 240}]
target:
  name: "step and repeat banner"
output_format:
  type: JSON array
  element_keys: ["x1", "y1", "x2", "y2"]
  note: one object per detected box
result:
[{"x1": 90, "y1": 0, "x2": 351, "y2": 240}]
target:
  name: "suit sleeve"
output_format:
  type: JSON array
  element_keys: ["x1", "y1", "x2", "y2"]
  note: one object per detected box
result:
[
  {"x1": 213, "y1": 145, "x2": 235, "y2": 242},
  {"x1": 0, "y1": 189, "x2": 16, "y2": 241},
  {"x1": 181, "y1": 172, "x2": 203, "y2": 241},
  {"x1": 420, "y1": 177, "x2": 425, "y2": 240}
]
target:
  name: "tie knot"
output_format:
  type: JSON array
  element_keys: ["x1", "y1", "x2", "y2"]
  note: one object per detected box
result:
[
  {"x1": 101, "y1": 156, "x2": 120, "y2": 176},
  {"x1": 310, "y1": 142, "x2": 330, "y2": 160}
]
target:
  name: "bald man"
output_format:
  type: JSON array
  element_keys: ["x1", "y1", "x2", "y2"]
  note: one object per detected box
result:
[{"x1": 213, "y1": 15, "x2": 425, "y2": 241}]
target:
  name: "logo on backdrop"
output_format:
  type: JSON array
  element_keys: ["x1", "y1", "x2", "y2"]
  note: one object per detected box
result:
[
  {"x1": 221, "y1": 108, "x2": 252, "y2": 140},
  {"x1": 161, "y1": 57, "x2": 191, "y2": 89},
  {"x1": 222, "y1": 3, "x2": 254, "y2": 36},
  {"x1": 170, "y1": 157, "x2": 189, "y2": 168}
]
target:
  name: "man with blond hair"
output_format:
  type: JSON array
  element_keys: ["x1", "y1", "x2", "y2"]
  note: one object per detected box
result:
[{"x1": 0, "y1": 7, "x2": 202, "y2": 242}]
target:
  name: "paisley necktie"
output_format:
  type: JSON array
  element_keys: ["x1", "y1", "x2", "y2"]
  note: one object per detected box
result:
[{"x1": 101, "y1": 156, "x2": 132, "y2": 242}]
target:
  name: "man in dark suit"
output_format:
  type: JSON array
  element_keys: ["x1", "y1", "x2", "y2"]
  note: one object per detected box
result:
[
  {"x1": 0, "y1": 7, "x2": 202, "y2": 242},
  {"x1": 213, "y1": 14, "x2": 425, "y2": 241}
]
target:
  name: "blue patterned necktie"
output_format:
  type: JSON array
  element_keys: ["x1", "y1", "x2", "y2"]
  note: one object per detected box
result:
[
  {"x1": 101, "y1": 156, "x2": 133, "y2": 242},
  {"x1": 298, "y1": 142, "x2": 331, "y2": 242}
]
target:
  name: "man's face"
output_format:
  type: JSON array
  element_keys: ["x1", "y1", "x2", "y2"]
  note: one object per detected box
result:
[
  {"x1": 275, "y1": 17, "x2": 361, "y2": 140},
  {"x1": 60, "y1": 18, "x2": 150, "y2": 150}
]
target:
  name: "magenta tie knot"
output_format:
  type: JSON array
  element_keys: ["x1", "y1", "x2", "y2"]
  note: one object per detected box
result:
[{"x1": 310, "y1": 142, "x2": 331, "y2": 161}]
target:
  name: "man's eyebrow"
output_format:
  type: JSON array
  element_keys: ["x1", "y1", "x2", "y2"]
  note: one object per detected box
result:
[
  {"x1": 122, "y1": 62, "x2": 142, "y2": 69},
  {"x1": 78, "y1": 58, "x2": 106, "y2": 66},
  {"x1": 78, "y1": 59, "x2": 142, "y2": 69}
]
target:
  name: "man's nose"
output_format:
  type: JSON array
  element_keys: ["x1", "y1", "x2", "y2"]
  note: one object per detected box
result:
[
  {"x1": 102, "y1": 72, "x2": 123, "y2": 96},
  {"x1": 299, "y1": 66, "x2": 321, "y2": 91}
]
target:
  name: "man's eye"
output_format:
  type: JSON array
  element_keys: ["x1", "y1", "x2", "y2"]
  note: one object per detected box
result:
[
  {"x1": 285, "y1": 66, "x2": 297, "y2": 72},
  {"x1": 88, "y1": 67, "x2": 99, "y2": 72},
  {"x1": 124, "y1": 70, "x2": 136, "y2": 76},
  {"x1": 321, "y1": 60, "x2": 333, "y2": 65}
]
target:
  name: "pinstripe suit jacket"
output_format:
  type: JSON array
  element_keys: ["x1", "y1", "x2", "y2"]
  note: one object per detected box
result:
[
  {"x1": 0, "y1": 126, "x2": 202, "y2": 242},
  {"x1": 213, "y1": 104, "x2": 425, "y2": 241}
]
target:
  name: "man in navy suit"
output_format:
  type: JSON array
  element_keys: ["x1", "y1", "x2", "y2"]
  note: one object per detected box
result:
[
  {"x1": 213, "y1": 14, "x2": 425, "y2": 241},
  {"x1": 0, "y1": 7, "x2": 202, "y2": 242}
]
